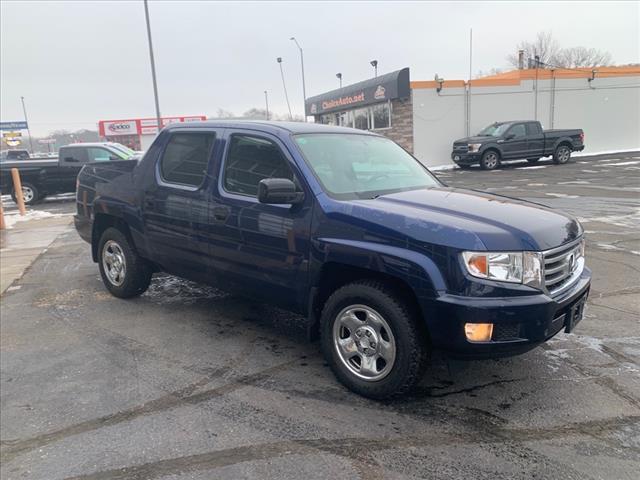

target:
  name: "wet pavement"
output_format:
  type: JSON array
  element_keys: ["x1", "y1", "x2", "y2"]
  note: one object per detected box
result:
[{"x1": 1, "y1": 153, "x2": 639, "y2": 479}]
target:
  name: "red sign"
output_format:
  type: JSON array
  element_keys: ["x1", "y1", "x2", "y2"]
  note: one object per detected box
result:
[{"x1": 98, "y1": 115, "x2": 206, "y2": 137}]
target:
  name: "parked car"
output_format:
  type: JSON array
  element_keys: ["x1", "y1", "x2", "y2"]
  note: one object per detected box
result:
[
  {"x1": 0, "y1": 142, "x2": 138, "y2": 205},
  {"x1": 451, "y1": 120, "x2": 585, "y2": 170},
  {"x1": 75, "y1": 121, "x2": 591, "y2": 399},
  {"x1": 0, "y1": 149, "x2": 30, "y2": 161}
]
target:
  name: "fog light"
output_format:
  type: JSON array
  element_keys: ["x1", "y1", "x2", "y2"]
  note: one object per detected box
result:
[{"x1": 464, "y1": 323, "x2": 494, "y2": 342}]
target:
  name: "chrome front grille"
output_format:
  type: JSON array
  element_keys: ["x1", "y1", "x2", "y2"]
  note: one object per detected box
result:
[
  {"x1": 453, "y1": 144, "x2": 469, "y2": 153},
  {"x1": 543, "y1": 238, "x2": 584, "y2": 294}
]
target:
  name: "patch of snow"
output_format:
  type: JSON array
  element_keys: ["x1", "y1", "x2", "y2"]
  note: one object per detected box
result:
[
  {"x1": 605, "y1": 161, "x2": 640, "y2": 166},
  {"x1": 527, "y1": 183, "x2": 547, "y2": 187},
  {"x1": 519, "y1": 166, "x2": 547, "y2": 170},
  {"x1": 2, "y1": 210, "x2": 62, "y2": 229},
  {"x1": 558, "y1": 181, "x2": 590, "y2": 185},
  {"x1": 581, "y1": 170, "x2": 598, "y2": 173},
  {"x1": 545, "y1": 193, "x2": 579, "y2": 198}
]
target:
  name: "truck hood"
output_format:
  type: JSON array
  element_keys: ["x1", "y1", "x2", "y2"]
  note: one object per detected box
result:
[
  {"x1": 343, "y1": 187, "x2": 582, "y2": 251},
  {"x1": 453, "y1": 135, "x2": 494, "y2": 144}
]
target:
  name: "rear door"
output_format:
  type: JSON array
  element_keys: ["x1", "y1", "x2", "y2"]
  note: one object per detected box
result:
[
  {"x1": 525, "y1": 122, "x2": 544, "y2": 158},
  {"x1": 500, "y1": 123, "x2": 528, "y2": 159},
  {"x1": 206, "y1": 130, "x2": 313, "y2": 310},
  {"x1": 142, "y1": 128, "x2": 222, "y2": 282}
]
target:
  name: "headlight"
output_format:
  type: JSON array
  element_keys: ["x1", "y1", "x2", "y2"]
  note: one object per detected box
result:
[
  {"x1": 462, "y1": 251, "x2": 543, "y2": 288},
  {"x1": 468, "y1": 143, "x2": 482, "y2": 152}
]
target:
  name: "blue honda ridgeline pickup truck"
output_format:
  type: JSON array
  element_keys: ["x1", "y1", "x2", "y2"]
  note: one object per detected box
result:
[{"x1": 75, "y1": 121, "x2": 591, "y2": 399}]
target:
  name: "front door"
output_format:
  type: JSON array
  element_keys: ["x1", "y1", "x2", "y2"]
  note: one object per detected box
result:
[
  {"x1": 206, "y1": 130, "x2": 312, "y2": 311},
  {"x1": 142, "y1": 129, "x2": 221, "y2": 282},
  {"x1": 501, "y1": 123, "x2": 528, "y2": 159}
]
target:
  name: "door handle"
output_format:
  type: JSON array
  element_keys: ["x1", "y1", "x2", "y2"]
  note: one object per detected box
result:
[{"x1": 213, "y1": 206, "x2": 230, "y2": 222}]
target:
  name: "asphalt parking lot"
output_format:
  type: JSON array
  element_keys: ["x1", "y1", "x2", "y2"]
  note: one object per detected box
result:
[{"x1": 1, "y1": 153, "x2": 639, "y2": 480}]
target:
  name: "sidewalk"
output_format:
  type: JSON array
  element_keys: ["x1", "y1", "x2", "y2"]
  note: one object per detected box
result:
[{"x1": 0, "y1": 212, "x2": 74, "y2": 293}]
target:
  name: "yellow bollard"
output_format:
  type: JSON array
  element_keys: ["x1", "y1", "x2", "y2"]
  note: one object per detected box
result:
[
  {"x1": 0, "y1": 198, "x2": 5, "y2": 230},
  {"x1": 10, "y1": 168, "x2": 26, "y2": 216}
]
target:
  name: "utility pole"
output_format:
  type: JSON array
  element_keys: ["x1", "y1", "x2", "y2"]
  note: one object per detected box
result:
[
  {"x1": 466, "y1": 28, "x2": 473, "y2": 136},
  {"x1": 143, "y1": 0, "x2": 162, "y2": 130},
  {"x1": 20, "y1": 96, "x2": 34, "y2": 154},
  {"x1": 534, "y1": 54, "x2": 540, "y2": 121},
  {"x1": 277, "y1": 57, "x2": 293, "y2": 120},
  {"x1": 290, "y1": 37, "x2": 307, "y2": 121},
  {"x1": 264, "y1": 90, "x2": 270, "y2": 120}
]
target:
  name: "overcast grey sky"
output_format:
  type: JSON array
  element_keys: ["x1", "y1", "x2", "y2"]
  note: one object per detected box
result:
[{"x1": 1, "y1": 0, "x2": 638, "y2": 136}]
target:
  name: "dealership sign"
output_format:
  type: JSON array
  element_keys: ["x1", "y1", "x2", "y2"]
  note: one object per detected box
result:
[
  {"x1": 98, "y1": 116, "x2": 206, "y2": 137},
  {"x1": 305, "y1": 68, "x2": 410, "y2": 116},
  {"x1": 0, "y1": 121, "x2": 28, "y2": 131}
]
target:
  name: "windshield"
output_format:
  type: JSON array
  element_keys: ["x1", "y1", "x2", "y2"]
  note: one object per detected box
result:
[
  {"x1": 294, "y1": 134, "x2": 441, "y2": 200},
  {"x1": 477, "y1": 123, "x2": 511, "y2": 137}
]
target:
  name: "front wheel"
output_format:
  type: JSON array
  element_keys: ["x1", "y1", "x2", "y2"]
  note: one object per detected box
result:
[
  {"x1": 553, "y1": 145, "x2": 571, "y2": 164},
  {"x1": 480, "y1": 150, "x2": 500, "y2": 170},
  {"x1": 320, "y1": 280, "x2": 428, "y2": 399},
  {"x1": 11, "y1": 182, "x2": 40, "y2": 206},
  {"x1": 98, "y1": 227, "x2": 152, "y2": 298}
]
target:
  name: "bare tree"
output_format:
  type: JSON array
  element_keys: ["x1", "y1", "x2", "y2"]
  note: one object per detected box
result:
[
  {"x1": 506, "y1": 31, "x2": 560, "y2": 68},
  {"x1": 215, "y1": 108, "x2": 235, "y2": 118},
  {"x1": 506, "y1": 31, "x2": 614, "y2": 69},
  {"x1": 553, "y1": 47, "x2": 613, "y2": 68}
]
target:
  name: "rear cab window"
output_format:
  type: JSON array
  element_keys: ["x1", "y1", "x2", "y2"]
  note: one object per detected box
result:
[
  {"x1": 60, "y1": 147, "x2": 88, "y2": 165},
  {"x1": 158, "y1": 131, "x2": 216, "y2": 188}
]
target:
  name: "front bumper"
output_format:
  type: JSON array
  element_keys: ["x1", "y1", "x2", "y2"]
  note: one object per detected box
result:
[
  {"x1": 424, "y1": 266, "x2": 592, "y2": 358},
  {"x1": 451, "y1": 151, "x2": 481, "y2": 165}
]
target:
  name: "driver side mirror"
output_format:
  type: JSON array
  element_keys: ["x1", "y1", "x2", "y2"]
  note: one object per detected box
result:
[
  {"x1": 258, "y1": 178, "x2": 304, "y2": 205},
  {"x1": 504, "y1": 133, "x2": 516, "y2": 140}
]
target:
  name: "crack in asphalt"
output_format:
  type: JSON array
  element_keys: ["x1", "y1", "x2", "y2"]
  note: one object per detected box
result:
[
  {"x1": 0, "y1": 361, "x2": 295, "y2": 464},
  {"x1": 60, "y1": 415, "x2": 640, "y2": 480}
]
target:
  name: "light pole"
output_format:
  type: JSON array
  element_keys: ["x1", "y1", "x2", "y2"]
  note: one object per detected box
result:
[
  {"x1": 20, "y1": 96, "x2": 34, "y2": 154},
  {"x1": 370, "y1": 60, "x2": 378, "y2": 77},
  {"x1": 290, "y1": 37, "x2": 307, "y2": 120},
  {"x1": 336, "y1": 72, "x2": 342, "y2": 88},
  {"x1": 264, "y1": 90, "x2": 270, "y2": 120},
  {"x1": 277, "y1": 57, "x2": 293, "y2": 120},
  {"x1": 143, "y1": 0, "x2": 162, "y2": 130}
]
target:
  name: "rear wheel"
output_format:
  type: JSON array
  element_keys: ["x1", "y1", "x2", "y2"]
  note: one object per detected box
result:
[
  {"x1": 320, "y1": 280, "x2": 428, "y2": 399},
  {"x1": 98, "y1": 227, "x2": 152, "y2": 298},
  {"x1": 11, "y1": 182, "x2": 40, "y2": 206},
  {"x1": 480, "y1": 150, "x2": 500, "y2": 170},
  {"x1": 553, "y1": 145, "x2": 571, "y2": 164}
]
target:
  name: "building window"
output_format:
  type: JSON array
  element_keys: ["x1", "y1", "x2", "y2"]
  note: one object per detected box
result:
[
  {"x1": 317, "y1": 101, "x2": 391, "y2": 131},
  {"x1": 159, "y1": 132, "x2": 215, "y2": 187},
  {"x1": 371, "y1": 102, "x2": 391, "y2": 130},
  {"x1": 353, "y1": 108, "x2": 370, "y2": 130}
]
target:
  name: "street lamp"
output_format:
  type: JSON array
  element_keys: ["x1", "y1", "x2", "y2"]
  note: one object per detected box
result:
[
  {"x1": 264, "y1": 90, "x2": 270, "y2": 120},
  {"x1": 277, "y1": 57, "x2": 293, "y2": 120},
  {"x1": 20, "y1": 96, "x2": 34, "y2": 154},
  {"x1": 370, "y1": 60, "x2": 378, "y2": 77},
  {"x1": 290, "y1": 37, "x2": 307, "y2": 121},
  {"x1": 336, "y1": 72, "x2": 342, "y2": 88},
  {"x1": 143, "y1": 0, "x2": 162, "y2": 129}
]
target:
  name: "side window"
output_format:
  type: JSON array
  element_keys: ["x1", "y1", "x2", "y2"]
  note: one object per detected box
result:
[
  {"x1": 87, "y1": 148, "x2": 117, "y2": 162},
  {"x1": 223, "y1": 134, "x2": 294, "y2": 197},
  {"x1": 60, "y1": 147, "x2": 88, "y2": 165},
  {"x1": 159, "y1": 132, "x2": 215, "y2": 187},
  {"x1": 526, "y1": 122, "x2": 542, "y2": 135},
  {"x1": 509, "y1": 123, "x2": 527, "y2": 138}
]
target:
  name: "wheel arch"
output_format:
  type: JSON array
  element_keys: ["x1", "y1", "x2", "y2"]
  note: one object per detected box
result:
[
  {"x1": 307, "y1": 239, "x2": 445, "y2": 340},
  {"x1": 91, "y1": 213, "x2": 134, "y2": 262}
]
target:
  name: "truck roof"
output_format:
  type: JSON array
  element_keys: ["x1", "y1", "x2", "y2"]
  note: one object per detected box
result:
[{"x1": 164, "y1": 120, "x2": 379, "y2": 136}]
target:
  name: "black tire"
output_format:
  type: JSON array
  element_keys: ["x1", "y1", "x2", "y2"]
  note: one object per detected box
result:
[
  {"x1": 480, "y1": 150, "x2": 500, "y2": 170},
  {"x1": 320, "y1": 280, "x2": 428, "y2": 399},
  {"x1": 553, "y1": 145, "x2": 571, "y2": 164},
  {"x1": 97, "y1": 227, "x2": 152, "y2": 298},
  {"x1": 11, "y1": 182, "x2": 40, "y2": 206},
  {"x1": 526, "y1": 158, "x2": 540, "y2": 164}
]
